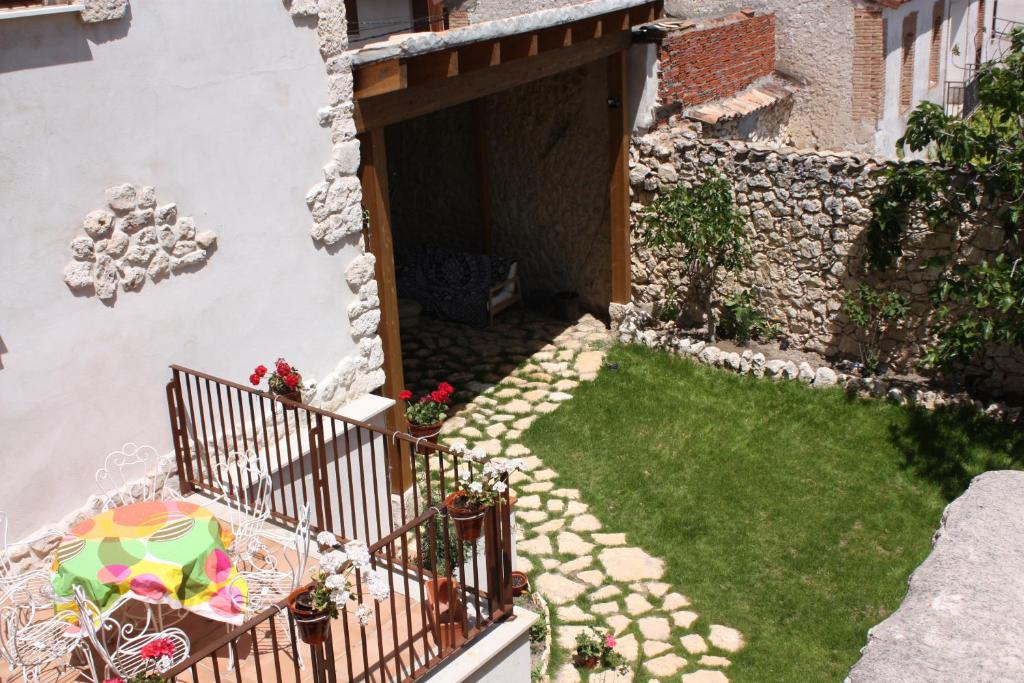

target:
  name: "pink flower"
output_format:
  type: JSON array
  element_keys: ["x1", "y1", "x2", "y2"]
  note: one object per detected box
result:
[
  {"x1": 605, "y1": 634, "x2": 616, "y2": 648},
  {"x1": 140, "y1": 637, "x2": 176, "y2": 660}
]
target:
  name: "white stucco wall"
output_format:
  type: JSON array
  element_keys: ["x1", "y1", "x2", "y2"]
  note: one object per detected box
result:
[{"x1": 0, "y1": 2, "x2": 362, "y2": 537}]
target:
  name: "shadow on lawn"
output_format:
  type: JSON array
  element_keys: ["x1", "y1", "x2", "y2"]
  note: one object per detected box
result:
[{"x1": 888, "y1": 404, "x2": 1024, "y2": 500}]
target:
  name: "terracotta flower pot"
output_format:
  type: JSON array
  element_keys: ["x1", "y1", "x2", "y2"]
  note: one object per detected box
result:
[
  {"x1": 510, "y1": 571, "x2": 530, "y2": 597},
  {"x1": 445, "y1": 491, "x2": 487, "y2": 543},
  {"x1": 408, "y1": 421, "x2": 443, "y2": 454},
  {"x1": 276, "y1": 389, "x2": 302, "y2": 404},
  {"x1": 287, "y1": 586, "x2": 331, "y2": 645},
  {"x1": 573, "y1": 653, "x2": 600, "y2": 670}
]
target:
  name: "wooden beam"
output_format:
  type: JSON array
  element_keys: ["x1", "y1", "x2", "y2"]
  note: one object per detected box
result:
[
  {"x1": 407, "y1": 49, "x2": 459, "y2": 87},
  {"x1": 354, "y1": 60, "x2": 407, "y2": 99},
  {"x1": 359, "y1": 130, "x2": 411, "y2": 493},
  {"x1": 608, "y1": 50, "x2": 631, "y2": 304},
  {"x1": 500, "y1": 32, "x2": 540, "y2": 62},
  {"x1": 356, "y1": 30, "x2": 632, "y2": 132},
  {"x1": 538, "y1": 24, "x2": 573, "y2": 51},
  {"x1": 473, "y1": 99, "x2": 493, "y2": 255},
  {"x1": 459, "y1": 40, "x2": 501, "y2": 72}
]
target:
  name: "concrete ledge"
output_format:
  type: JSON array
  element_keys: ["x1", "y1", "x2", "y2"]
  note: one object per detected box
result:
[
  {"x1": 847, "y1": 471, "x2": 1024, "y2": 682},
  {"x1": 423, "y1": 606, "x2": 539, "y2": 682},
  {"x1": 351, "y1": 0, "x2": 656, "y2": 66}
]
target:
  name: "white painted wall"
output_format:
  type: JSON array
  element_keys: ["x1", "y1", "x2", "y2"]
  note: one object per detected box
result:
[
  {"x1": 628, "y1": 42, "x2": 660, "y2": 132},
  {"x1": 0, "y1": 1, "x2": 361, "y2": 538}
]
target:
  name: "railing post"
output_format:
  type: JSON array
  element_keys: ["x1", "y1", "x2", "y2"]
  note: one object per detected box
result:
[
  {"x1": 166, "y1": 371, "x2": 195, "y2": 495},
  {"x1": 309, "y1": 414, "x2": 330, "y2": 533},
  {"x1": 483, "y1": 488, "x2": 514, "y2": 619}
]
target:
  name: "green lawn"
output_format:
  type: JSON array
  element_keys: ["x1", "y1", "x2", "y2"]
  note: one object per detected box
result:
[{"x1": 521, "y1": 344, "x2": 1024, "y2": 682}]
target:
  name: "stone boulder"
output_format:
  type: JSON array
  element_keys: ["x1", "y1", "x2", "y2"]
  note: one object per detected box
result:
[{"x1": 846, "y1": 471, "x2": 1024, "y2": 682}]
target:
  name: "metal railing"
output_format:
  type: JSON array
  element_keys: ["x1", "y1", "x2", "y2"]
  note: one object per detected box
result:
[
  {"x1": 943, "y1": 64, "x2": 981, "y2": 118},
  {"x1": 165, "y1": 366, "x2": 515, "y2": 681}
]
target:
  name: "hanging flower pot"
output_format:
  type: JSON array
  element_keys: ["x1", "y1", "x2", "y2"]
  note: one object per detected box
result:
[
  {"x1": 445, "y1": 492, "x2": 487, "y2": 543},
  {"x1": 510, "y1": 571, "x2": 530, "y2": 597},
  {"x1": 400, "y1": 382, "x2": 455, "y2": 453},
  {"x1": 287, "y1": 586, "x2": 331, "y2": 645},
  {"x1": 573, "y1": 654, "x2": 600, "y2": 670}
]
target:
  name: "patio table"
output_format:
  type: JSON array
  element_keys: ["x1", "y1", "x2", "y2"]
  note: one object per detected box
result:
[{"x1": 50, "y1": 499, "x2": 248, "y2": 625}]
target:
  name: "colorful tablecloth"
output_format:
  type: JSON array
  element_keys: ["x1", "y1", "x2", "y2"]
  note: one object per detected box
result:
[{"x1": 51, "y1": 500, "x2": 248, "y2": 624}]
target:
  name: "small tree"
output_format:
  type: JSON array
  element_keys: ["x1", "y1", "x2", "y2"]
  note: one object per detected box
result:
[
  {"x1": 842, "y1": 284, "x2": 910, "y2": 372},
  {"x1": 639, "y1": 170, "x2": 751, "y2": 341}
]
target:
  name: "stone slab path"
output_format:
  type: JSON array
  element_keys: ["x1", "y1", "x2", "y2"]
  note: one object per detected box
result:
[{"x1": 402, "y1": 312, "x2": 745, "y2": 681}]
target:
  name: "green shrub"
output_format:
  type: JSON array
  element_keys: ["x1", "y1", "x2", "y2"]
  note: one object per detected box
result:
[
  {"x1": 843, "y1": 284, "x2": 910, "y2": 372},
  {"x1": 719, "y1": 290, "x2": 779, "y2": 343}
]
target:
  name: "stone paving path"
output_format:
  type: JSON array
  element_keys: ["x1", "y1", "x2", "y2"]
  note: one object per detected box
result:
[{"x1": 402, "y1": 311, "x2": 745, "y2": 682}]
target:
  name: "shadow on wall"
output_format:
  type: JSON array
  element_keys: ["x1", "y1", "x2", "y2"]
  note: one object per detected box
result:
[
  {"x1": 0, "y1": 6, "x2": 131, "y2": 74},
  {"x1": 0, "y1": 335, "x2": 7, "y2": 370},
  {"x1": 884, "y1": 401, "x2": 1024, "y2": 501}
]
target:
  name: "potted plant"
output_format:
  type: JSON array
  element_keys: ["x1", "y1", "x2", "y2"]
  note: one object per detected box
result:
[
  {"x1": 400, "y1": 382, "x2": 454, "y2": 442},
  {"x1": 510, "y1": 571, "x2": 530, "y2": 597},
  {"x1": 444, "y1": 445, "x2": 526, "y2": 542},
  {"x1": 250, "y1": 358, "x2": 305, "y2": 402},
  {"x1": 286, "y1": 536, "x2": 391, "y2": 645},
  {"x1": 102, "y1": 637, "x2": 179, "y2": 682},
  {"x1": 573, "y1": 627, "x2": 628, "y2": 672}
]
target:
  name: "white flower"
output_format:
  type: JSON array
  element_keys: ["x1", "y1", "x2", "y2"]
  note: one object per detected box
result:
[
  {"x1": 320, "y1": 550, "x2": 348, "y2": 574},
  {"x1": 450, "y1": 443, "x2": 468, "y2": 455},
  {"x1": 458, "y1": 464, "x2": 472, "y2": 479},
  {"x1": 316, "y1": 531, "x2": 338, "y2": 547},
  {"x1": 331, "y1": 588, "x2": 350, "y2": 606},
  {"x1": 468, "y1": 481, "x2": 483, "y2": 493},
  {"x1": 325, "y1": 574, "x2": 348, "y2": 591},
  {"x1": 356, "y1": 604, "x2": 374, "y2": 626},
  {"x1": 345, "y1": 540, "x2": 372, "y2": 571},
  {"x1": 492, "y1": 481, "x2": 507, "y2": 493},
  {"x1": 366, "y1": 574, "x2": 391, "y2": 601}
]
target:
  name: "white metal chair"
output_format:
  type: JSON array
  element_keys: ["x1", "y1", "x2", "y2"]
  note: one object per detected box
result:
[
  {"x1": 211, "y1": 451, "x2": 274, "y2": 570},
  {"x1": 0, "y1": 595, "x2": 99, "y2": 683},
  {"x1": 95, "y1": 442, "x2": 179, "y2": 510},
  {"x1": 72, "y1": 585, "x2": 190, "y2": 681},
  {"x1": 224, "y1": 504, "x2": 312, "y2": 671},
  {"x1": 0, "y1": 512, "x2": 62, "y2": 611}
]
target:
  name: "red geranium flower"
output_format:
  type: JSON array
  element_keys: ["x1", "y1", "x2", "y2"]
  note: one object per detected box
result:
[
  {"x1": 140, "y1": 637, "x2": 176, "y2": 660},
  {"x1": 276, "y1": 359, "x2": 291, "y2": 376},
  {"x1": 284, "y1": 373, "x2": 300, "y2": 389},
  {"x1": 103, "y1": 678, "x2": 125, "y2": 683},
  {"x1": 437, "y1": 382, "x2": 454, "y2": 396},
  {"x1": 249, "y1": 373, "x2": 261, "y2": 386},
  {"x1": 255, "y1": 364, "x2": 268, "y2": 378},
  {"x1": 430, "y1": 390, "x2": 446, "y2": 403},
  {"x1": 399, "y1": 390, "x2": 413, "y2": 400}
]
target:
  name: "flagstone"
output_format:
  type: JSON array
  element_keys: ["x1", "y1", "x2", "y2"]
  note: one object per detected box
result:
[
  {"x1": 505, "y1": 429, "x2": 522, "y2": 440},
  {"x1": 606, "y1": 614, "x2": 631, "y2": 635},
  {"x1": 699, "y1": 655, "x2": 732, "y2": 667},
  {"x1": 576, "y1": 570, "x2": 604, "y2": 586},
  {"x1": 516, "y1": 556, "x2": 534, "y2": 572},
  {"x1": 592, "y1": 532, "x2": 627, "y2": 546},
  {"x1": 547, "y1": 499, "x2": 565, "y2": 513},
  {"x1": 559, "y1": 605, "x2": 594, "y2": 622},
  {"x1": 549, "y1": 391, "x2": 574, "y2": 402},
  {"x1": 681, "y1": 634, "x2": 708, "y2": 654},
  {"x1": 592, "y1": 585, "x2": 622, "y2": 601},
  {"x1": 615, "y1": 633, "x2": 639, "y2": 662},
  {"x1": 554, "y1": 664, "x2": 581, "y2": 683},
  {"x1": 708, "y1": 625, "x2": 745, "y2": 652},
  {"x1": 504, "y1": 399, "x2": 532, "y2": 414},
  {"x1": 519, "y1": 535, "x2": 553, "y2": 556},
  {"x1": 516, "y1": 495, "x2": 542, "y2": 509},
  {"x1": 560, "y1": 556, "x2": 593, "y2": 574},
  {"x1": 523, "y1": 389, "x2": 549, "y2": 402},
  {"x1": 537, "y1": 573, "x2": 587, "y2": 605},
  {"x1": 565, "y1": 501, "x2": 589, "y2": 515},
  {"x1": 475, "y1": 439, "x2": 502, "y2": 455},
  {"x1": 682, "y1": 671, "x2": 729, "y2": 683},
  {"x1": 494, "y1": 388, "x2": 519, "y2": 399},
  {"x1": 570, "y1": 514, "x2": 602, "y2": 532},
  {"x1": 556, "y1": 624, "x2": 591, "y2": 649},
  {"x1": 592, "y1": 601, "x2": 619, "y2": 615},
  {"x1": 505, "y1": 443, "x2": 531, "y2": 457},
  {"x1": 554, "y1": 379, "x2": 579, "y2": 391},
  {"x1": 557, "y1": 531, "x2": 594, "y2": 555},
  {"x1": 589, "y1": 669, "x2": 633, "y2": 683},
  {"x1": 645, "y1": 654, "x2": 688, "y2": 677},
  {"x1": 512, "y1": 416, "x2": 537, "y2": 430},
  {"x1": 533, "y1": 518, "x2": 565, "y2": 534},
  {"x1": 672, "y1": 611, "x2": 699, "y2": 629},
  {"x1": 485, "y1": 424, "x2": 507, "y2": 438},
  {"x1": 522, "y1": 455, "x2": 543, "y2": 469},
  {"x1": 517, "y1": 510, "x2": 546, "y2": 524},
  {"x1": 637, "y1": 616, "x2": 671, "y2": 640},
  {"x1": 533, "y1": 468, "x2": 557, "y2": 481},
  {"x1": 542, "y1": 558, "x2": 560, "y2": 569},
  {"x1": 599, "y1": 547, "x2": 665, "y2": 581},
  {"x1": 551, "y1": 488, "x2": 581, "y2": 500},
  {"x1": 625, "y1": 594, "x2": 654, "y2": 615},
  {"x1": 643, "y1": 640, "x2": 672, "y2": 657},
  {"x1": 535, "y1": 401, "x2": 559, "y2": 413},
  {"x1": 523, "y1": 481, "x2": 555, "y2": 493},
  {"x1": 509, "y1": 470, "x2": 531, "y2": 485},
  {"x1": 575, "y1": 350, "x2": 604, "y2": 374},
  {"x1": 662, "y1": 592, "x2": 691, "y2": 610}
]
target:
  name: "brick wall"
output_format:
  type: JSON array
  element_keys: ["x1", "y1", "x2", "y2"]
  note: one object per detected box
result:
[
  {"x1": 852, "y1": 6, "x2": 885, "y2": 122},
  {"x1": 658, "y1": 12, "x2": 776, "y2": 108}
]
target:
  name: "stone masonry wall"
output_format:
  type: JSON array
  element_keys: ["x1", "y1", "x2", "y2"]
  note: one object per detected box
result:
[
  {"x1": 659, "y1": 12, "x2": 776, "y2": 108},
  {"x1": 628, "y1": 123, "x2": 1024, "y2": 395}
]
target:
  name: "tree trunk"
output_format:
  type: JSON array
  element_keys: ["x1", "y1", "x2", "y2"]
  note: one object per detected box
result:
[{"x1": 705, "y1": 272, "x2": 717, "y2": 342}]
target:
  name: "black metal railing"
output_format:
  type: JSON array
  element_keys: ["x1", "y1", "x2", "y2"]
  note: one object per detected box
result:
[{"x1": 943, "y1": 64, "x2": 981, "y2": 118}]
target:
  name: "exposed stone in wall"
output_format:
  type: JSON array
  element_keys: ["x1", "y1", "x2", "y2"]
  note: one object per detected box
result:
[
  {"x1": 628, "y1": 123, "x2": 1024, "y2": 395},
  {"x1": 282, "y1": 0, "x2": 385, "y2": 410},
  {"x1": 79, "y1": 0, "x2": 128, "y2": 23},
  {"x1": 63, "y1": 185, "x2": 217, "y2": 303},
  {"x1": 702, "y1": 96, "x2": 793, "y2": 144},
  {"x1": 453, "y1": 0, "x2": 585, "y2": 24}
]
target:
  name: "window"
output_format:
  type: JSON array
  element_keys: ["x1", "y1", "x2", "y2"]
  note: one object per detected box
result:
[
  {"x1": 345, "y1": 0, "x2": 359, "y2": 35},
  {"x1": 929, "y1": 2, "x2": 943, "y2": 87},
  {"x1": 974, "y1": 0, "x2": 986, "y2": 64},
  {"x1": 900, "y1": 12, "x2": 918, "y2": 111}
]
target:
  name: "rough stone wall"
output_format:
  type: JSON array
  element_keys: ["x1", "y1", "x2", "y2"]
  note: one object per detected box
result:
[
  {"x1": 387, "y1": 102, "x2": 484, "y2": 259},
  {"x1": 658, "y1": 12, "x2": 776, "y2": 107},
  {"x1": 286, "y1": 0, "x2": 386, "y2": 411},
  {"x1": 666, "y1": 0, "x2": 868, "y2": 152},
  {"x1": 453, "y1": 0, "x2": 586, "y2": 24},
  {"x1": 629, "y1": 123, "x2": 1024, "y2": 394},
  {"x1": 702, "y1": 97, "x2": 793, "y2": 144},
  {"x1": 486, "y1": 61, "x2": 612, "y2": 312}
]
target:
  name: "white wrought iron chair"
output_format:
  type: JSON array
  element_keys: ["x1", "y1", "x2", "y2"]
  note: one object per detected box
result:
[
  {"x1": 225, "y1": 503, "x2": 312, "y2": 670},
  {"x1": 211, "y1": 451, "x2": 274, "y2": 570},
  {"x1": 95, "y1": 442, "x2": 179, "y2": 510},
  {"x1": 0, "y1": 512, "x2": 63, "y2": 611},
  {"x1": 0, "y1": 592, "x2": 100, "y2": 683},
  {"x1": 72, "y1": 585, "x2": 190, "y2": 682}
]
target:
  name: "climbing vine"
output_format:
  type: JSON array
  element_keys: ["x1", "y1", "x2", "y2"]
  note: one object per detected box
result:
[{"x1": 867, "y1": 28, "x2": 1024, "y2": 369}]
